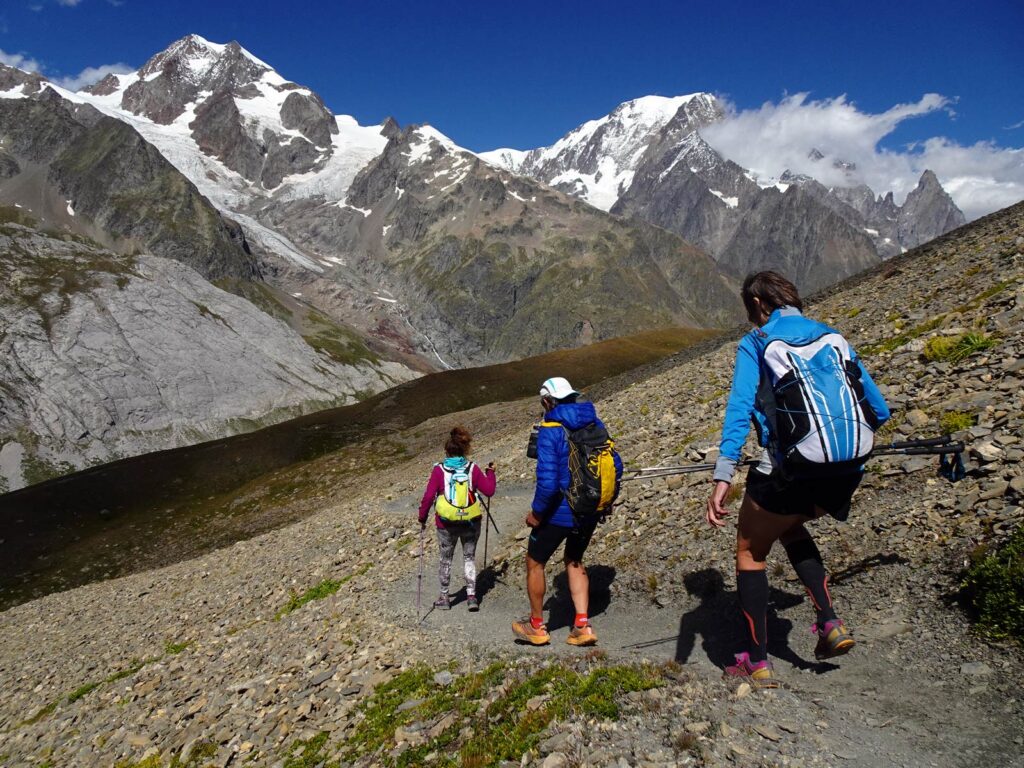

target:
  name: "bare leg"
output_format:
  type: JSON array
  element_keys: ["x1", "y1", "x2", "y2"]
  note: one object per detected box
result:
[
  {"x1": 735, "y1": 493, "x2": 810, "y2": 661},
  {"x1": 565, "y1": 558, "x2": 589, "y2": 617},
  {"x1": 526, "y1": 555, "x2": 546, "y2": 619}
]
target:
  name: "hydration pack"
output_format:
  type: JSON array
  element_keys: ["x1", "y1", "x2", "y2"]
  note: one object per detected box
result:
[
  {"x1": 434, "y1": 460, "x2": 482, "y2": 523},
  {"x1": 757, "y1": 331, "x2": 880, "y2": 475},
  {"x1": 559, "y1": 422, "x2": 621, "y2": 524}
]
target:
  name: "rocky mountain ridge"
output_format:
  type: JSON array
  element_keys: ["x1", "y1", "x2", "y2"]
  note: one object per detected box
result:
[
  {"x1": 0, "y1": 198, "x2": 1018, "y2": 766},
  {"x1": 483, "y1": 93, "x2": 967, "y2": 292},
  {"x1": 8, "y1": 36, "x2": 742, "y2": 368}
]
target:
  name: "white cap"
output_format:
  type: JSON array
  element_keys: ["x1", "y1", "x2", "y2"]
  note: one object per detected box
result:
[{"x1": 539, "y1": 376, "x2": 579, "y2": 400}]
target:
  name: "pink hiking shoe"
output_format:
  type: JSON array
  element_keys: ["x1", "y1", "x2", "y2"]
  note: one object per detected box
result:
[{"x1": 724, "y1": 652, "x2": 780, "y2": 689}]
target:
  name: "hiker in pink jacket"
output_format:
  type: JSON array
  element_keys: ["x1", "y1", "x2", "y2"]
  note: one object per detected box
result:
[{"x1": 418, "y1": 426, "x2": 497, "y2": 611}]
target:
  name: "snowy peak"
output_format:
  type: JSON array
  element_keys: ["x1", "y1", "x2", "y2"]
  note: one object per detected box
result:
[
  {"x1": 479, "y1": 92, "x2": 722, "y2": 211},
  {"x1": 79, "y1": 34, "x2": 348, "y2": 191}
]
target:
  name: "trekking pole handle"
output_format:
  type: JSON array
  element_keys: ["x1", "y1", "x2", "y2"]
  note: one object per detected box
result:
[{"x1": 880, "y1": 435, "x2": 952, "y2": 450}]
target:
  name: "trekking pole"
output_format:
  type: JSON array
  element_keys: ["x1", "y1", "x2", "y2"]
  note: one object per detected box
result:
[
  {"x1": 482, "y1": 496, "x2": 490, "y2": 568},
  {"x1": 416, "y1": 526, "x2": 424, "y2": 623},
  {"x1": 622, "y1": 437, "x2": 966, "y2": 483}
]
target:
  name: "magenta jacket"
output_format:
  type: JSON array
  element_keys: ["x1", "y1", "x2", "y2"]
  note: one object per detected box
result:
[{"x1": 418, "y1": 462, "x2": 496, "y2": 529}]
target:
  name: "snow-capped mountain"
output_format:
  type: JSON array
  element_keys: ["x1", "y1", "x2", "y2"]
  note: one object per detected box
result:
[
  {"x1": 80, "y1": 35, "x2": 390, "y2": 215},
  {"x1": 485, "y1": 93, "x2": 967, "y2": 291},
  {"x1": 480, "y1": 93, "x2": 721, "y2": 211}
]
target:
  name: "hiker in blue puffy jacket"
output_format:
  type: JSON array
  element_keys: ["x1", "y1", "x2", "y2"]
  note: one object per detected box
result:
[
  {"x1": 512, "y1": 377, "x2": 623, "y2": 647},
  {"x1": 706, "y1": 271, "x2": 890, "y2": 688}
]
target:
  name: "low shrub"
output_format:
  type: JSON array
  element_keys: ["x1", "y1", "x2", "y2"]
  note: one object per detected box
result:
[{"x1": 961, "y1": 525, "x2": 1024, "y2": 643}]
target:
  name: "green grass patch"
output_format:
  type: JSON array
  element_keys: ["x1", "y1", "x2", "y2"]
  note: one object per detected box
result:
[
  {"x1": 284, "y1": 732, "x2": 338, "y2": 768},
  {"x1": 923, "y1": 332, "x2": 999, "y2": 363},
  {"x1": 274, "y1": 565, "x2": 372, "y2": 620},
  {"x1": 940, "y1": 411, "x2": 976, "y2": 434},
  {"x1": 18, "y1": 700, "x2": 57, "y2": 727},
  {"x1": 961, "y1": 525, "x2": 1024, "y2": 643},
  {"x1": 276, "y1": 579, "x2": 344, "y2": 620},
  {"x1": 846, "y1": 307, "x2": 862, "y2": 318},
  {"x1": 67, "y1": 681, "x2": 102, "y2": 703},
  {"x1": 860, "y1": 314, "x2": 947, "y2": 356},
  {"x1": 164, "y1": 640, "x2": 192, "y2": 655},
  {"x1": 340, "y1": 661, "x2": 663, "y2": 767}
]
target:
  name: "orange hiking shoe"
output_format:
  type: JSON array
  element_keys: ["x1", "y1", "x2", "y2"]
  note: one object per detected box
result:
[
  {"x1": 566, "y1": 624, "x2": 598, "y2": 646},
  {"x1": 512, "y1": 618, "x2": 550, "y2": 646},
  {"x1": 814, "y1": 619, "x2": 856, "y2": 659}
]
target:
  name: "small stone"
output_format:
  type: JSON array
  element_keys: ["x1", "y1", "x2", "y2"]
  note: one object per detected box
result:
[
  {"x1": 433, "y1": 671, "x2": 454, "y2": 687},
  {"x1": 541, "y1": 753, "x2": 567, "y2": 768},
  {"x1": 685, "y1": 721, "x2": 711, "y2": 734},
  {"x1": 753, "y1": 724, "x2": 781, "y2": 742},
  {"x1": 905, "y1": 409, "x2": 930, "y2": 427},
  {"x1": 960, "y1": 662, "x2": 992, "y2": 676},
  {"x1": 735, "y1": 682, "x2": 752, "y2": 699}
]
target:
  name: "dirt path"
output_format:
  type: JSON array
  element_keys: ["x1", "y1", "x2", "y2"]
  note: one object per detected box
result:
[{"x1": 382, "y1": 486, "x2": 1023, "y2": 768}]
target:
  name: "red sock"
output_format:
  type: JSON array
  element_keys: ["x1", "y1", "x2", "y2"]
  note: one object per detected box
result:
[
  {"x1": 574, "y1": 613, "x2": 589, "y2": 628},
  {"x1": 530, "y1": 615, "x2": 545, "y2": 629}
]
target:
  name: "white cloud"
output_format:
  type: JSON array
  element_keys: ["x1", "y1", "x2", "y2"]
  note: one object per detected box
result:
[
  {"x1": 702, "y1": 92, "x2": 1024, "y2": 221},
  {"x1": 0, "y1": 47, "x2": 131, "y2": 93},
  {"x1": 0, "y1": 48, "x2": 43, "y2": 74},
  {"x1": 52, "y1": 62, "x2": 132, "y2": 91},
  {"x1": 57, "y1": 0, "x2": 84, "y2": 6}
]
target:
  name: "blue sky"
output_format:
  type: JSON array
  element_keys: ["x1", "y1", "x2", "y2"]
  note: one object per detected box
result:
[
  {"x1": 3, "y1": 0, "x2": 1022, "y2": 216},
  {"x1": 4, "y1": 0, "x2": 1021, "y2": 151}
]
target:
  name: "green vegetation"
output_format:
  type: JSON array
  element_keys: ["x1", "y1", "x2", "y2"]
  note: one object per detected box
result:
[
  {"x1": 961, "y1": 525, "x2": 1024, "y2": 643},
  {"x1": 333, "y1": 661, "x2": 664, "y2": 767},
  {"x1": 846, "y1": 307, "x2": 862, "y2": 318},
  {"x1": 860, "y1": 314, "x2": 947, "y2": 356},
  {"x1": 275, "y1": 565, "x2": 372, "y2": 620},
  {"x1": 303, "y1": 310, "x2": 380, "y2": 367},
  {"x1": 923, "y1": 332, "x2": 999, "y2": 364},
  {"x1": 276, "y1": 579, "x2": 344, "y2": 620},
  {"x1": 164, "y1": 640, "x2": 192, "y2": 655},
  {"x1": 940, "y1": 411, "x2": 976, "y2": 434}
]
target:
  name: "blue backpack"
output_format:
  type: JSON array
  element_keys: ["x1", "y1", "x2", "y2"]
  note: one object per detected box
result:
[{"x1": 756, "y1": 330, "x2": 880, "y2": 475}]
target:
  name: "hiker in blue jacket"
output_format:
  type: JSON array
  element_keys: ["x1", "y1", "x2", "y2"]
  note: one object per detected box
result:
[
  {"x1": 706, "y1": 271, "x2": 889, "y2": 687},
  {"x1": 512, "y1": 377, "x2": 623, "y2": 647}
]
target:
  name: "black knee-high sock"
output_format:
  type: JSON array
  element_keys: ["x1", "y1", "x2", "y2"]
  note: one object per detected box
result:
[
  {"x1": 784, "y1": 538, "x2": 837, "y2": 626},
  {"x1": 736, "y1": 569, "x2": 769, "y2": 663}
]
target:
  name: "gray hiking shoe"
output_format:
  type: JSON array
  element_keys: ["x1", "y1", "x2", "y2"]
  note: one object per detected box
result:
[{"x1": 433, "y1": 594, "x2": 451, "y2": 610}]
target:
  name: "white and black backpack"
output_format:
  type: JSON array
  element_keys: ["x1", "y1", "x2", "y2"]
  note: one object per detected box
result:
[{"x1": 756, "y1": 331, "x2": 880, "y2": 475}]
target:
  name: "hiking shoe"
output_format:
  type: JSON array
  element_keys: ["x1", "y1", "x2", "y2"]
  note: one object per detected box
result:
[
  {"x1": 433, "y1": 594, "x2": 451, "y2": 610},
  {"x1": 566, "y1": 624, "x2": 598, "y2": 646},
  {"x1": 466, "y1": 595, "x2": 479, "y2": 612},
  {"x1": 511, "y1": 619, "x2": 550, "y2": 645},
  {"x1": 724, "y1": 652, "x2": 780, "y2": 689},
  {"x1": 814, "y1": 619, "x2": 855, "y2": 659}
]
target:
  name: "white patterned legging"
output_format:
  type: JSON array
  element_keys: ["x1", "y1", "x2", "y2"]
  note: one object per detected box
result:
[{"x1": 436, "y1": 520, "x2": 480, "y2": 596}]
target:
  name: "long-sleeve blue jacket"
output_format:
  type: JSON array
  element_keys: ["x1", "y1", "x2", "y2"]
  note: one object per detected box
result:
[
  {"x1": 531, "y1": 401, "x2": 624, "y2": 528},
  {"x1": 713, "y1": 307, "x2": 890, "y2": 483}
]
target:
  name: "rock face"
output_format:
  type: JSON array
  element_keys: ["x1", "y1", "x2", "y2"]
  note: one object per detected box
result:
[
  {"x1": 0, "y1": 85, "x2": 258, "y2": 281},
  {"x1": 0, "y1": 215, "x2": 412, "y2": 491},
  {"x1": 260, "y1": 125, "x2": 742, "y2": 365},
  {"x1": 486, "y1": 93, "x2": 967, "y2": 292}
]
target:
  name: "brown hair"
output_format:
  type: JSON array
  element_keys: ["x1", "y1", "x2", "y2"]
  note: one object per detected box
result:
[
  {"x1": 445, "y1": 425, "x2": 472, "y2": 457},
  {"x1": 741, "y1": 271, "x2": 803, "y2": 324}
]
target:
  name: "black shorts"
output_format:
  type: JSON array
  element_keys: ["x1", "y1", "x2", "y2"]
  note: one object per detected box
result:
[
  {"x1": 745, "y1": 469, "x2": 863, "y2": 520},
  {"x1": 527, "y1": 518, "x2": 598, "y2": 564}
]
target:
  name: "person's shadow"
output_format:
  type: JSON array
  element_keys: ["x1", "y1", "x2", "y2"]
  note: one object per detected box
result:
[
  {"x1": 674, "y1": 568, "x2": 837, "y2": 673},
  {"x1": 542, "y1": 564, "x2": 616, "y2": 632}
]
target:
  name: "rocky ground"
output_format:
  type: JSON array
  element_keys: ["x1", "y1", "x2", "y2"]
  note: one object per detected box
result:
[{"x1": 0, "y1": 203, "x2": 1021, "y2": 767}]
